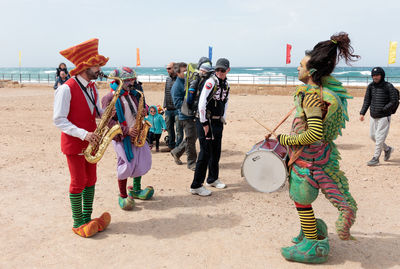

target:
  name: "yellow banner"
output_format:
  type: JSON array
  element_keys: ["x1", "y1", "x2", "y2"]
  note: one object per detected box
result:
[
  {"x1": 136, "y1": 48, "x2": 141, "y2": 66},
  {"x1": 19, "y1": 51, "x2": 22, "y2": 67},
  {"x1": 388, "y1": 41, "x2": 397, "y2": 64}
]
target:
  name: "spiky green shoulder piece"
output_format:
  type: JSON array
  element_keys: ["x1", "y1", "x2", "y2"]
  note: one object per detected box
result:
[
  {"x1": 321, "y1": 76, "x2": 353, "y2": 142},
  {"x1": 293, "y1": 84, "x2": 319, "y2": 118}
]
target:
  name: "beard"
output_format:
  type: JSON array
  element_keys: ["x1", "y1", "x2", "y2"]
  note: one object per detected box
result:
[{"x1": 85, "y1": 68, "x2": 100, "y2": 80}]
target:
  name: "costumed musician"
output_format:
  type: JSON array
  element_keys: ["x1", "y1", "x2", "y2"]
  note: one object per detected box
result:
[
  {"x1": 53, "y1": 38, "x2": 111, "y2": 238},
  {"x1": 101, "y1": 67, "x2": 153, "y2": 210},
  {"x1": 275, "y1": 32, "x2": 359, "y2": 263}
]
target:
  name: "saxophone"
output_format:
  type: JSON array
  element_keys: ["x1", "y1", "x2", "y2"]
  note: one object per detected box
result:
[
  {"x1": 131, "y1": 90, "x2": 152, "y2": 147},
  {"x1": 84, "y1": 72, "x2": 123, "y2": 164}
]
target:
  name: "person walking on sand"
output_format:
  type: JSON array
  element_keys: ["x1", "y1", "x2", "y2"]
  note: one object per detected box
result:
[
  {"x1": 170, "y1": 62, "x2": 197, "y2": 171},
  {"x1": 53, "y1": 38, "x2": 111, "y2": 238},
  {"x1": 162, "y1": 62, "x2": 182, "y2": 151},
  {"x1": 276, "y1": 32, "x2": 359, "y2": 263},
  {"x1": 101, "y1": 67, "x2": 153, "y2": 211},
  {"x1": 190, "y1": 58, "x2": 230, "y2": 196},
  {"x1": 360, "y1": 67, "x2": 398, "y2": 166}
]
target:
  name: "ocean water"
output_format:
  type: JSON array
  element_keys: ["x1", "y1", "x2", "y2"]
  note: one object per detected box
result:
[{"x1": 1, "y1": 66, "x2": 399, "y2": 86}]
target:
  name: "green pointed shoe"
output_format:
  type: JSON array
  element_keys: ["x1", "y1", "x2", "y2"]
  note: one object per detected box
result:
[
  {"x1": 118, "y1": 196, "x2": 135, "y2": 210},
  {"x1": 281, "y1": 236, "x2": 330, "y2": 264},
  {"x1": 292, "y1": 218, "x2": 328, "y2": 244},
  {"x1": 128, "y1": 186, "x2": 154, "y2": 200}
]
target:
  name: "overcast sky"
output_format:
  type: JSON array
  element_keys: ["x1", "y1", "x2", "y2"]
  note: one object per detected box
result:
[{"x1": 1, "y1": 0, "x2": 399, "y2": 67}]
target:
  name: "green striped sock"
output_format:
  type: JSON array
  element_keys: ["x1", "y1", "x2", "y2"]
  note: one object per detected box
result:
[
  {"x1": 82, "y1": 185, "x2": 95, "y2": 224},
  {"x1": 69, "y1": 192, "x2": 84, "y2": 228},
  {"x1": 133, "y1": 177, "x2": 141, "y2": 192}
]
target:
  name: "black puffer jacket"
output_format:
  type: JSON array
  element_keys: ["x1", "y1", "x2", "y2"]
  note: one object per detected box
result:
[
  {"x1": 163, "y1": 75, "x2": 177, "y2": 110},
  {"x1": 360, "y1": 69, "x2": 398, "y2": 118}
]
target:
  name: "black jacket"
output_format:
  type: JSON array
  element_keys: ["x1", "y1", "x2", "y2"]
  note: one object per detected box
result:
[
  {"x1": 163, "y1": 75, "x2": 177, "y2": 110},
  {"x1": 360, "y1": 80, "x2": 398, "y2": 118}
]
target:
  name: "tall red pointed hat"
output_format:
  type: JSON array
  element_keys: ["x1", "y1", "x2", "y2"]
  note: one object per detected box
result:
[{"x1": 60, "y1": 38, "x2": 109, "y2": 76}]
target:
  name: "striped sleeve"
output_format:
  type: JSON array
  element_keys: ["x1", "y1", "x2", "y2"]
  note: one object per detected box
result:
[{"x1": 279, "y1": 93, "x2": 323, "y2": 146}]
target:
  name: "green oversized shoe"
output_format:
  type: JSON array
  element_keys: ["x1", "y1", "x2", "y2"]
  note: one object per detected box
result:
[
  {"x1": 128, "y1": 186, "x2": 154, "y2": 200},
  {"x1": 118, "y1": 196, "x2": 135, "y2": 210},
  {"x1": 292, "y1": 218, "x2": 328, "y2": 244},
  {"x1": 281, "y1": 236, "x2": 330, "y2": 264}
]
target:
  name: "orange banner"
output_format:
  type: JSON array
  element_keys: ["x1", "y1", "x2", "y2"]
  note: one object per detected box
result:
[{"x1": 136, "y1": 48, "x2": 141, "y2": 66}]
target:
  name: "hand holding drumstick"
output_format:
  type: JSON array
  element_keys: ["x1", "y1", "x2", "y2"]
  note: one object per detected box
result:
[{"x1": 252, "y1": 118, "x2": 277, "y2": 139}]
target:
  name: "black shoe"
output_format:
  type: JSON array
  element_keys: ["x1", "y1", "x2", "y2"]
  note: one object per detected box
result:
[
  {"x1": 367, "y1": 157, "x2": 379, "y2": 166},
  {"x1": 384, "y1": 147, "x2": 394, "y2": 161}
]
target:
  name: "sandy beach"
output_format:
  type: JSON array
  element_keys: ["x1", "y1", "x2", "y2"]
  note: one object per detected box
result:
[{"x1": 1, "y1": 83, "x2": 399, "y2": 269}]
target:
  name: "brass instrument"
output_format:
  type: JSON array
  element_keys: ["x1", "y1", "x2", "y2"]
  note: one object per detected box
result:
[
  {"x1": 84, "y1": 72, "x2": 123, "y2": 163},
  {"x1": 131, "y1": 90, "x2": 152, "y2": 147}
]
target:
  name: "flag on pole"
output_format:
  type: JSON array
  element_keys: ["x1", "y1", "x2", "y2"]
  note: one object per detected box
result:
[
  {"x1": 286, "y1": 44, "x2": 292, "y2": 64},
  {"x1": 208, "y1": 46, "x2": 213, "y2": 62},
  {"x1": 388, "y1": 41, "x2": 397, "y2": 65},
  {"x1": 136, "y1": 48, "x2": 141, "y2": 66},
  {"x1": 19, "y1": 51, "x2": 22, "y2": 67}
]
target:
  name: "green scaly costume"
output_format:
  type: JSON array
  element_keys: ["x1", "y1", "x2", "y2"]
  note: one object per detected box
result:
[{"x1": 278, "y1": 76, "x2": 358, "y2": 263}]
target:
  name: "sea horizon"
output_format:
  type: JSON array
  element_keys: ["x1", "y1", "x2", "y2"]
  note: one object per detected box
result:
[{"x1": 1, "y1": 66, "x2": 400, "y2": 86}]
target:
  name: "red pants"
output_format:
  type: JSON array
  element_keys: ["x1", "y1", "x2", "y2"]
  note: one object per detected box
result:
[{"x1": 66, "y1": 154, "x2": 97, "y2": 194}]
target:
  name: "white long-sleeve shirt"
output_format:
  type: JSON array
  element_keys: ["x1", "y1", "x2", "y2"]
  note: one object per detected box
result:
[
  {"x1": 53, "y1": 75, "x2": 103, "y2": 141},
  {"x1": 198, "y1": 76, "x2": 229, "y2": 123}
]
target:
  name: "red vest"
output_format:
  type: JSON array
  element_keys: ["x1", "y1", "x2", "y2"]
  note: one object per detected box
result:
[{"x1": 61, "y1": 78, "x2": 98, "y2": 155}]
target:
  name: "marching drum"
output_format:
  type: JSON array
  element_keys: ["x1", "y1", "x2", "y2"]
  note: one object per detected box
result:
[{"x1": 241, "y1": 139, "x2": 288, "y2": 193}]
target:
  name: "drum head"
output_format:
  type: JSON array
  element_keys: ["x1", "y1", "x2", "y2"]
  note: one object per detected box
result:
[{"x1": 242, "y1": 150, "x2": 287, "y2": 193}]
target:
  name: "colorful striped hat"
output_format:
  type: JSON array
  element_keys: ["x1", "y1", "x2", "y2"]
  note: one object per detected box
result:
[
  {"x1": 108, "y1": 67, "x2": 137, "y2": 81},
  {"x1": 59, "y1": 38, "x2": 109, "y2": 76}
]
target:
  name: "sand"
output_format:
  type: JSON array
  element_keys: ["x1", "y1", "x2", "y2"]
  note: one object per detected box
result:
[{"x1": 0, "y1": 85, "x2": 399, "y2": 269}]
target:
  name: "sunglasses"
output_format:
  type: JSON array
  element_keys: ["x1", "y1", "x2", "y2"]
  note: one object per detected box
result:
[
  {"x1": 166, "y1": 67, "x2": 172, "y2": 70},
  {"x1": 216, "y1": 69, "x2": 226, "y2": 73}
]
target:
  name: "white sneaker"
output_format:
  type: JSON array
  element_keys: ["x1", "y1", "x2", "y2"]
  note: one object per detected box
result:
[
  {"x1": 206, "y1": 179, "x2": 226, "y2": 189},
  {"x1": 190, "y1": 186, "x2": 212, "y2": 196}
]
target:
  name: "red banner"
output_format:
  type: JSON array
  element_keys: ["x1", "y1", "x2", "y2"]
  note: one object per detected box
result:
[{"x1": 286, "y1": 44, "x2": 292, "y2": 64}]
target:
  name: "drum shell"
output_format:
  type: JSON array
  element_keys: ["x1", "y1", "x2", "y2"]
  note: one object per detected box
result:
[{"x1": 241, "y1": 139, "x2": 288, "y2": 193}]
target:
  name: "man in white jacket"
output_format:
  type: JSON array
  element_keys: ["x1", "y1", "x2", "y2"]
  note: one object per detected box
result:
[{"x1": 190, "y1": 58, "x2": 230, "y2": 196}]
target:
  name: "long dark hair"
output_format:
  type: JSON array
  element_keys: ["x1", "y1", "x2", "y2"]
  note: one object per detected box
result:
[{"x1": 306, "y1": 32, "x2": 360, "y2": 86}]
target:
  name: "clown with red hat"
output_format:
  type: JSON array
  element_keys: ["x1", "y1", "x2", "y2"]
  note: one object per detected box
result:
[{"x1": 53, "y1": 38, "x2": 110, "y2": 238}]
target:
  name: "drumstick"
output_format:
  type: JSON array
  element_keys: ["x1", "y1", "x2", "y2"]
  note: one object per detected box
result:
[
  {"x1": 265, "y1": 106, "x2": 296, "y2": 140},
  {"x1": 272, "y1": 106, "x2": 296, "y2": 133},
  {"x1": 252, "y1": 118, "x2": 277, "y2": 137}
]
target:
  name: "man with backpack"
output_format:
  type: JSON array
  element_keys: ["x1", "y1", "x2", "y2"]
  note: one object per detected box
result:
[
  {"x1": 170, "y1": 62, "x2": 198, "y2": 171},
  {"x1": 360, "y1": 67, "x2": 399, "y2": 166},
  {"x1": 190, "y1": 58, "x2": 231, "y2": 196}
]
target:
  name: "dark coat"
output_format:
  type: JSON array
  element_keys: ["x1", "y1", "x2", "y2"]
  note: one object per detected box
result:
[
  {"x1": 360, "y1": 80, "x2": 398, "y2": 118},
  {"x1": 163, "y1": 75, "x2": 177, "y2": 110}
]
